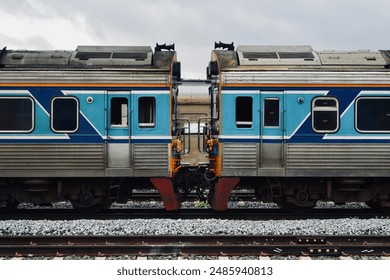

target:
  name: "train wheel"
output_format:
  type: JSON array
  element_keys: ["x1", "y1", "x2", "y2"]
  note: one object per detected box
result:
[
  {"x1": 71, "y1": 199, "x2": 112, "y2": 213},
  {"x1": 70, "y1": 190, "x2": 112, "y2": 213},
  {"x1": 274, "y1": 197, "x2": 315, "y2": 213},
  {"x1": 0, "y1": 199, "x2": 19, "y2": 213},
  {"x1": 71, "y1": 202, "x2": 104, "y2": 213},
  {"x1": 367, "y1": 200, "x2": 390, "y2": 213}
]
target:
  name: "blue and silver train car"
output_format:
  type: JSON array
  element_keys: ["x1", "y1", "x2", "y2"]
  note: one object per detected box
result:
[
  {"x1": 0, "y1": 44, "x2": 182, "y2": 212},
  {"x1": 207, "y1": 43, "x2": 390, "y2": 211}
]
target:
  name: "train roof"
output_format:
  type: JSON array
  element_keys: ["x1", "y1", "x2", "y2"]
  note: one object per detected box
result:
[
  {"x1": 0, "y1": 44, "x2": 178, "y2": 70},
  {"x1": 211, "y1": 43, "x2": 390, "y2": 71}
]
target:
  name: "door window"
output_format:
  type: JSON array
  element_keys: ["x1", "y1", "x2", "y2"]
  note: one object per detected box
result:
[
  {"x1": 264, "y1": 98, "x2": 280, "y2": 127},
  {"x1": 111, "y1": 97, "x2": 128, "y2": 127}
]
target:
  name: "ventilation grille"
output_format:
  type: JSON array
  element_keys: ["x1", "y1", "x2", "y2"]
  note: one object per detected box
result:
[
  {"x1": 287, "y1": 144, "x2": 390, "y2": 169},
  {"x1": 222, "y1": 143, "x2": 258, "y2": 170},
  {"x1": 133, "y1": 144, "x2": 168, "y2": 171},
  {"x1": 0, "y1": 144, "x2": 104, "y2": 170}
]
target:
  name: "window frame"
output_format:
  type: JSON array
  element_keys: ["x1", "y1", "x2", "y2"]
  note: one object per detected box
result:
[
  {"x1": 235, "y1": 96, "x2": 253, "y2": 128},
  {"x1": 0, "y1": 97, "x2": 35, "y2": 133},
  {"x1": 263, "y1": 98, "x2": 280, "y2": 127},
  {"x1": 110, "y1": 97, "x2": 128, "y2": 127},
  {"x1": 50, "y1": 96, "x2": 79, "y2": 133},
  {"x1": 311, "y1": 96, "x2": 339, "y2": 134},
  {"x1": 138, "y1": 96, "x2": 156, "y2": 128},
  {"x1": 355, "y1": 97, "x2": 390, "y2": 133}
]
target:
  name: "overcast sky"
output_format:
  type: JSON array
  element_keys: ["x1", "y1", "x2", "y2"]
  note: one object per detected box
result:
[{"x1": 0, "y1": 0, "x2": 389, "y2": 78}]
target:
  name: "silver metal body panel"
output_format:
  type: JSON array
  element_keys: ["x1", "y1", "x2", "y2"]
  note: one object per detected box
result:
[
  {"x1": 221, "y1": 143, "x2": 285, "y2": 177},
  {"x1": 0, "y1": 70, "x2": 170, "y2": 84},
  {"x1": 0, "y1": 143, "x2": 171, "y2": 178},
  {"x1": 222, "y1": 71, "x2": 390, "y2": 85},
  {"x1": 286, "y1": 144, "x2": 390, "y2": 177},
  {"x1": 222, "y1": 143, "x2": 258, "y2": 176},
  {"x1": 221, "y1": 142, "x2": 390, "y2": 178},
  {"x1": 0, "y1": 144, "x2": 105, "y2": 177},
  {"x1": 261, "y1": 143, "x2": 283, "y2": 168},
  {"x1": 133, "y1": 143, "x2": 170, "y2": 177},
  {"x1": 107, "y1": 143, "x2": 130, "y2": 168}
]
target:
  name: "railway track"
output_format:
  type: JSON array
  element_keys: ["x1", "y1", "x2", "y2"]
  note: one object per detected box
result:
[
  {"x1": 0, "y1": 235, "x2": 389, "y2": 258},
  {"x1": 0, "y1": 207, "x2": 387, "y2": 221}
]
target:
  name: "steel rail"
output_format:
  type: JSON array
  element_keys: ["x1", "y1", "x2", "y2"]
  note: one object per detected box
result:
[{"x1": 0, "y1": 235, "x2": 389, "y2": 257}]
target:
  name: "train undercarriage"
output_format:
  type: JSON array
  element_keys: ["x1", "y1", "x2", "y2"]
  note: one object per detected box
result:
[
  {"x1": 173, "y1": 166, "x2": 390, "y2": 213},
  {"x1": 209, "y1": 176, "x2": 390, "y2": 213},
  {"x1": 1, "y1": 173, "x2": 390, "y2": 213},
  {"x1": 0, "y1": 177, "x2": 147, "y2": 213}
]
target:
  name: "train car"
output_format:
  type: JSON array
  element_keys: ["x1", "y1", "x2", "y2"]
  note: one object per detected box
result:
[
  {"x1": 0, "y1": 44, "x2": 182, "y2": 212},
  {"x1": 206, "y1": 42, "x2": 390, "y2": 212}
]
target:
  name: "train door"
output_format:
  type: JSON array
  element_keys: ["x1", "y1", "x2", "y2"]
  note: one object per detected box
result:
[
  {"x1": 107, "y1": 91, "x2": 131, "y2": 168},
  {"x1": 259, "y1": 91, "x2": 285, "y2": 171}
]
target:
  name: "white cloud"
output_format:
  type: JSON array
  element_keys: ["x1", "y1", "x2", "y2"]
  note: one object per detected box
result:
[
  {"x1": 1, "y1": 0, "x2": 390, "y2": 78},
  {"x1": 0, "y1": 7, "x2": 96, "y2": 49}
]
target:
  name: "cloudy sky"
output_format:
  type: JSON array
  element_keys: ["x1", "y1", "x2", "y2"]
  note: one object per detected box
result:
[{"x1": 0, "y1": 0, "x2": 389, "y2": 78}]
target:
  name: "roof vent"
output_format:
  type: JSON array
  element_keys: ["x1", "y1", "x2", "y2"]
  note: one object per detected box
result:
[
  {"x1": 71, "y1": 46, "x2": 153, "y2": 66},
  {"x1": 318, "y1": 50, "x2": 387, "y2": 66},
  {"x1": 237, "y1": 45, "x2": 320, "y2": 66}
]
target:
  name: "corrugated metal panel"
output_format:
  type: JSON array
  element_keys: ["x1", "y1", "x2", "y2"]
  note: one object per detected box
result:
[
  {"x1": 0, "y1": 70, "x2": 170, "y2": 84},
  {"x1": 0, "y1": 144, "x2": 104, "y2": 170},
  {"x1": 222, "y1": 143, "x2": 258, "y2": 169},
  {"x1": 222, "y1": 71, "x2": 390, "y2": 85},
  {"x1": 133, "y1": 144, "x2": 168, "y2": 170},
  {"x1": 287, "y1": 144, "x2": 390, "y2": 169}
]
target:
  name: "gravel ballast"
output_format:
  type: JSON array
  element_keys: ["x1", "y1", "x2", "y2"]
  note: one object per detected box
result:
[
  {"x1": 2, "y1": 201, "x2": 388, "y2": 236},
  {"x1": 1, "y1": 217, "x2": 390, "y2": 236}
]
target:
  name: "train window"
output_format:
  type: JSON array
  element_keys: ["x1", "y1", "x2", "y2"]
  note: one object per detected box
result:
[
  {"x1": 264, "y1": 99, "x2": 280, "y2": 127},
  {"x1": 312, "y1": 97, "x2": 339, "y2": 133},
  {"x1": 139, "y1": 97, "x2": 155, "y2": 128},
  {"x1": 236, "y1": 97, "x2": 253, "y2": 128},
  {"x1": 356, "y1": 97, "x2": 390, "y2": 132},
  {"x1": 110, "y1": 98, "x2": 128, "y2": 127},
  {"x1": 0, "y1": 97, "x2": 34, "y2": 132},
  {"x1": 51, "y1": 97, "x2": 79, "y2": 133}
]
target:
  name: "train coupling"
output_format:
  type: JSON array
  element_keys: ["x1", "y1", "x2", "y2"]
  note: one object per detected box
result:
[{"x1": 172, "y1": 138, "x2": 183, "y2": 153}]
